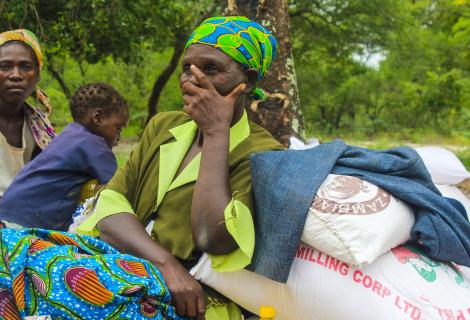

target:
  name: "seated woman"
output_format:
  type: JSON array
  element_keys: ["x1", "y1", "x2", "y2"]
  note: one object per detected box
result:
[
  {"x1": 0, "y1": 29, "x2": 55, "y2": 197},
  {"x1": 76, "y1": 16, "x2": 283, "y2": 319}
]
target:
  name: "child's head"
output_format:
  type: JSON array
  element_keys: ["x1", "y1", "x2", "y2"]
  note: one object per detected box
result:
[{"x1": 70, "y1": 83, "x2": 128, "y2": 147}]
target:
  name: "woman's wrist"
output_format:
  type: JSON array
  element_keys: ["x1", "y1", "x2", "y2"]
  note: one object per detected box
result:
[
  {"x1": 202, "y1": 131, "x2": 230, "y2": 151},
  {"x1": 201, "y1": 123, "x2": 231, "y2": 138},
  {"x1": 151, "y1": 251, "x2": 179, "y2": 270}
]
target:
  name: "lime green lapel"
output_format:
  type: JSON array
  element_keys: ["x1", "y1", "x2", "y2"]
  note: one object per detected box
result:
[
  {"x1": 159, "y1": 111, "x2": 251, "y2": 207},
  {"x1": 228, "y1": 110, "x2": 250, "y2": 154},
  {"x1": 169, "y1": 152, "x2": 201, "y2": 191},
  {"x1": 157, "y1": 120, "x2": 197, "y2": 208}
]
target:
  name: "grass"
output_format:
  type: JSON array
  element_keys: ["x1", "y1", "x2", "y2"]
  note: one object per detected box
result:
[
  {"x1": 316, "y1": 131, "x2": 470, "y2": 171},
  {"x1": 113, "y1": 133, "x2": 470, "y2": 199},
  {"x1": 113, "y1": 138, "x2": 138, "y2": 167},
  {"x1": 113, "y1": 132, "x2": 470, "y2": 171},
  {"x1": 457, "y1": 149, "x2": 470, "y2": 171}
]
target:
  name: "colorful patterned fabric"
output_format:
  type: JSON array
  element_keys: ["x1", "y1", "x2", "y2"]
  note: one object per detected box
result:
[
  {"x1": 0, "y1": 228, "x2": 185, "y2": 320},
  {"x1": 185, "y1": 16, "x2": 277, "y2": 101},
  {"x1": 0, "y1": 29, "x2": 43, "y2": 71},
  {"x1": 24, "y1": 103, "x2": 55, "y2": 150}
]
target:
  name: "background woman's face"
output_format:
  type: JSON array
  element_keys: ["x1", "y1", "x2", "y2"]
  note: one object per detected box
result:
[
  {"x1": 0, "y1": 43, "x2": 39, "y2": 106},
  {"x1": 180, "y1": 44, "x2": 247, "y2": 98}
]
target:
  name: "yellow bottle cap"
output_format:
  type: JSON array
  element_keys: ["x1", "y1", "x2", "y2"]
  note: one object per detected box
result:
[{"x1": 260, "y1": 306, "x2": 276, "y2": 318}]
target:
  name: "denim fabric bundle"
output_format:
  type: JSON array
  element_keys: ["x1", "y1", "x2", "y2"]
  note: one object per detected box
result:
[{"x1": 247, "y1": 139, "x2": 470, "y2": 282}]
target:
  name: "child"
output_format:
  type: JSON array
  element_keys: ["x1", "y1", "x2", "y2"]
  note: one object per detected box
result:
[{"x1": 0, "y1": 82, "x2": 129, "y2": 231}]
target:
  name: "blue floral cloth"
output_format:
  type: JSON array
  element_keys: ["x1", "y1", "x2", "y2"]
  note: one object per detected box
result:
[{"x1": 0, "y1": 228, "x2": 186, "y2": 319}]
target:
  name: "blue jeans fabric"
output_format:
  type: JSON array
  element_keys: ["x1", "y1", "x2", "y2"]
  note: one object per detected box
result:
[{"x1": 247, "y1": 139, "x2": 470, "y2": 282}]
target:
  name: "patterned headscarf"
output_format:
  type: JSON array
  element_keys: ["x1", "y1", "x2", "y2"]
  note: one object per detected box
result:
[
  {"x1": 185, "y1": 16, "x2": 277, "y2": 101},
  {"x1": 0, "y1": 29, "x2": 52, "y2": 115},
  {"x1": 0, "y1": 29, "x2": 43, "y2": 71}
]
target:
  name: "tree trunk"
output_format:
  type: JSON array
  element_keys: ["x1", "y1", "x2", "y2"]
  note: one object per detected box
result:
[
  {"x1": 46, "y1": 56, "x2": 72, "y2": 99},
  {"x1": 146, "y1": 32, "x2": 187, "y2": 124},
  {"x1": 223, "y1": 0, "x2": 305, "y2": 146},
  {"x1": 146, "y1": 2, "x2": 217, "y2": 123}
]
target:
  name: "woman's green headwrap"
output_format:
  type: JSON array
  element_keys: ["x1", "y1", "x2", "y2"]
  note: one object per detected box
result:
[{"x1": 185, "y1": 16, "x2": 278, "y2": 101}]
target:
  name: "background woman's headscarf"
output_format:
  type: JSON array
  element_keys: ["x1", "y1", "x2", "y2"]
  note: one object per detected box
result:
[
  {"x1": 0, "y1": 29, "x2": 55, "y2": 148},
  {"x1": 185, "y1": 16, "x2": 278, "y2": 101},
  {"x1": 0, "y1": 28, "x2": 51, "y2": 114}
]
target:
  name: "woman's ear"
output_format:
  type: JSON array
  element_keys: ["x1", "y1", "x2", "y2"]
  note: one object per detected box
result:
[
  {"x1": 244, "y1": 68, "x2": 259, "y2": 92},
  {"x1": 91, "y1": 108, "x2": 105, "y2": 126}
]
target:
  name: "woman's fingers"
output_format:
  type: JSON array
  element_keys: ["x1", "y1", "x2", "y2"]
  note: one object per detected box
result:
[
  {"x1": 197, "y1": 294, "x2": 206, "y2": 320},
  {"x1": 158, "y1": 258, "x2": 206, "y2": 318},
  {"x1": 172, "y1": 286, "x2": 203, "y2": 318},
  {"x1": 227, "y1": 83, "x2": 246, "y2": 101},
  {"x1": 182, "y1": 81, "x2": 203, "y2": 96},
  {"x1": 174, "y1": 296, "x2": 187, "y2": 318},
  {"x1": 190, "y1": 65, "x2": 216, "y2": 91},
  {"x1": 185, "y1": 300, "x2": 195, "y2": 318},
  {"x1": 185, "y1": 298, "x2": 198, "y2": 319},
  {"x1": 182, "y1": 94, "x2": 192, "y2": 106},
  {"x1": 178, "y1": 285, "x2": 205, "y2": 319}
]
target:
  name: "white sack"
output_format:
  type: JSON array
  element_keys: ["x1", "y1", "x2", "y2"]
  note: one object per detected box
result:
[
  {"x1": 288, "y1": 136, "x2": 320, "y2": 150},
  {"x1": 415, "y1": 146, "x2": 470, "y2": 185},
  {"x1": 192, "y1": 243, "x2": 470, "y2": 320},
  {"x1": 435, "y1": 184, "x2": 470, "y2": 219},
  {"x1": 301, "y1": 174, "x2": 414, "y2": 266}
]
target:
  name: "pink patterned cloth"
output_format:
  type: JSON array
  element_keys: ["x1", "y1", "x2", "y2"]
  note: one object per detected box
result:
[{"x1": 24, "y1": 103, "x2": 55, "y2": 150}]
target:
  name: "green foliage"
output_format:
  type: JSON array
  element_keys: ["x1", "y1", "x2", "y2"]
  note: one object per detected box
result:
[
  {"x1": 1, "y1": 0, "x2": 468, "y2": 147},
  {"x1": 0, "y1": 0, "x2": 206, "y2": 62},
  {"x1": 291, "y1": 0, "x2": 470, "y2": 142},
  {"x1": 457, "y1": 148, "x2": 470, "y2": 170},
  {"x1": 1, "y1": 0, "x2": 212, "y2": 134},
  {"x1": 39, "y1": 49, "x2": 183, "y2": 135}
]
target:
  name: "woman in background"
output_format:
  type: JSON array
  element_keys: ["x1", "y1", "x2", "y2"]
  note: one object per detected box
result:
[
  {"x1": 0, "y1": 29, "x2": 55, "y2": 197},
  {"x1": 0, "y1": 30, "x2": 179, "y2": 320}
]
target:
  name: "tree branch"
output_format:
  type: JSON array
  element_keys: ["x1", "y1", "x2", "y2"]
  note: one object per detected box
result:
[
  {"x1": 146, "y1": 32, "x2": 186, "y2": 123},
  {"x1": 145, "y1": 1, "x2": 217, "y2": 123},
  {"x1": 46, "y1": 55, "x2": 72, "y2": 99}
]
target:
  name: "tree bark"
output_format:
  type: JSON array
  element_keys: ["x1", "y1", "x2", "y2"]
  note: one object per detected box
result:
[
  {"x1": 223, "y1": 0, "x2": 305, "y2": 146},
  {"x1": 146, "y1": 32, "x2": 187, "y2": 124}
]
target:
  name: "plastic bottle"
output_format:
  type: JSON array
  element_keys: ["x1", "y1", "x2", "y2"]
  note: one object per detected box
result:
[{"x1": 259, "y1": 306, "x2": 276, "y2": 319}]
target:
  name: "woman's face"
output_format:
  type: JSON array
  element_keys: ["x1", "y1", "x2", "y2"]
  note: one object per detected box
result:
[
  {"x1": 180, "y1": 44, "x2": 248, "y2": 98},
  {"x1": 0, "y1": 42, "x2": 39, "y2": 106}
]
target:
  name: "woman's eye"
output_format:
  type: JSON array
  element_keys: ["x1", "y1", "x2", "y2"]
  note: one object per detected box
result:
[
  {"x1": 21, "y1": 64, "x2": 34, "y2": 71},
  {"x1": 182, "y1": 64, "x2": 191, "y2": 74},
  {"x1": 0, "y1": 63, "x2": 10, "y2": 71},
  {"x1": 205, "y1": 64, "x2": 218, "y2": 73}
]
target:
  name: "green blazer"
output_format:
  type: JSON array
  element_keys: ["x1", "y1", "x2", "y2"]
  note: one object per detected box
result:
[{"x1": 78, "y1": 110, "x2": 283, "y2": 271}]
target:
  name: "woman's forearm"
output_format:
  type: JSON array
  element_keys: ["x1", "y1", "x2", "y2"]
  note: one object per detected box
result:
[
  {"x1": 98, "y1": 212, "x2": 207, "y2": 318},
  {"x1": 191, "y1": 130, "x2": 238, "y2": 254},
  {"x1": 97, "y1": 212, "x2": 172, "y2": 267}
]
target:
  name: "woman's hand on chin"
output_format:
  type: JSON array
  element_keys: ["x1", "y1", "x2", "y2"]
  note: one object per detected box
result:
[{"x1": 182, "y1": 64, "x2": 245, "y2": 135}]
